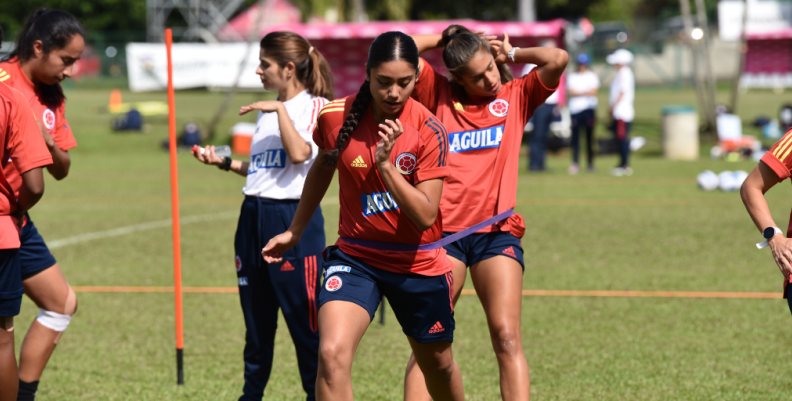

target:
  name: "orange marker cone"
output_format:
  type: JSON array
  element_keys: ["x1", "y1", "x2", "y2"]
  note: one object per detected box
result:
[{"x1": 109, "y1": 89, "x2": 122, "y2": 112}]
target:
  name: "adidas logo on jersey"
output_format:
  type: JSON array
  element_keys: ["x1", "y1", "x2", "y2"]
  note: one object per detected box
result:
[
  {"x1": 280, "y1": 261, "x2": 295, "y2": 271},
  {"x1": 428, "y1": 322, "x2": 445, "y2": 334},
  {"x1": 351, "y1": 155, "x2": 367, "y2": 168},
  {"x1": 502, "y1": 247, "x2": 517, "y2": 258}
]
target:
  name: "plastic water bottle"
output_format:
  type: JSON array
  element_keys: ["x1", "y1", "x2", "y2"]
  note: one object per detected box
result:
[{"x1": 196, "y1": 145, "x2": 231, "y2": 158}]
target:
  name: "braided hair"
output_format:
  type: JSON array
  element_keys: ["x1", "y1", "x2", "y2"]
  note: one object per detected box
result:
[{"x1": 322, "y1": 32, "x2": 419, "y2": 167}]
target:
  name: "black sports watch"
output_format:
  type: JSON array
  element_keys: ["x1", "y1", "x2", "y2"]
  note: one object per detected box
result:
[{"x1": 218, "y1": 156, "x2": 232, "y2": 171}]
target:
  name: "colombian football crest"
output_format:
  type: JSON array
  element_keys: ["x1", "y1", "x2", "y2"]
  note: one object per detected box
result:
[
  {"x1": 43, "y1": 109, "x2": 56, "y2": 129},
  {"x1": 395, "y1": 152, "x2": 417, "y2": 175},
  {"x1": 325, "y1": 276, "x2": 343, "y2": 292},
  {"x1": 488, "y1": 99, "x2": 509, "y2": 117}
]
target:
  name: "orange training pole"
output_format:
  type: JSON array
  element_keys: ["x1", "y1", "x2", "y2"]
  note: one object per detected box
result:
[{"x1": 165, "y1": 28, "x2": 185, "y2": 386}]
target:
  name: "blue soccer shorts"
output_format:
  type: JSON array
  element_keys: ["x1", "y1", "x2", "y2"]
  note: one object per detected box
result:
[
  {"x1": 318, "y1": 246, "x2": 455, "y2": 344},
  {"x1": 443, "y1": 231, "x2": 524, "y2": 269}
]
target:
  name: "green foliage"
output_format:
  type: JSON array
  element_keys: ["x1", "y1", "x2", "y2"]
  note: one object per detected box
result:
[{"x1": 0, "y1": 0, "x2": 147, "y2": 33}]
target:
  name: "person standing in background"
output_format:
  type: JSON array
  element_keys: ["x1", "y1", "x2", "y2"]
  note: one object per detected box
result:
[
  {"x1": 522, "y1": 40, "x2": 564, "y2": 172},
  {"x1": 567, "y1": 53, "x2": 599, "y2": 174},
  {"x1": 192, "y1": 31, "x2": 333, "y2": 401},
  {"x1": 607, "y1": 49, "x2": 635, "y2": 177}
]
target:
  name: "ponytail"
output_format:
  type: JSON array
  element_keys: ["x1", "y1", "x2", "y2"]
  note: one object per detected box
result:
[
  {"x1": 322, "y1": 81, "x2": 371, "y2": 167},
  {"x1": 261, "y1": 31, "x2": 335, "y2": 100},
  {"x1": 307, "y1": 48, "x2": 335, "y2": 100}
]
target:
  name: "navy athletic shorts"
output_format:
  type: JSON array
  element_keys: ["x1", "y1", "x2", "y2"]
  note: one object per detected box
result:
[
  {"x1": 19, "y1": 214, "x2": 57, "y2": 279},
  {"x1": 318, "y1": 246, "x2": 455, "y2": 344},
  {"x1": 0, "y1": 248, "x2": 22, "y2": 316},
  {"x1": 443, "y1": 231, "x2": 524, "y2": 269}
]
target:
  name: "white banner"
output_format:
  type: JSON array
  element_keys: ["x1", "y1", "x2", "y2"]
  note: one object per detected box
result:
[
  {"x1": 718, "y1": 0, "x2": 792, "y2": 41},
  {"x1": 126, "y1": 43, "x2": 265, "y2": 92}
]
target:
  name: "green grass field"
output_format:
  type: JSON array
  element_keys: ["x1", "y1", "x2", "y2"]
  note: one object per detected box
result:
[{"x1": 12, "y1": 86, "x2": 792, "y2": 400}]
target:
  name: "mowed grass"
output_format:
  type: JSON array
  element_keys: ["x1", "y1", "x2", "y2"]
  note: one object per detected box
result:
[{"x1": 11, "y1": 86, "x2": 792, "y2": 400}]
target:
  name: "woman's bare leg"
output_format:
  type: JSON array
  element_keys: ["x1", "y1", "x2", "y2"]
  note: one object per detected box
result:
[
  {"x1": 469, "y1": 256, "x2": 529, "y2": 400},
  {"x1": 19, "y1": 264, "x2": 75, "y2": 382},
  {"x1": 316, "y1": 300, "x2": 371, "y2": 401},
  {"x1": 407, "y1": 338, "x2": 465, "y2": 401},
  {"x1": 404, "y1": 257, "x2": 466, "y2": 401}
]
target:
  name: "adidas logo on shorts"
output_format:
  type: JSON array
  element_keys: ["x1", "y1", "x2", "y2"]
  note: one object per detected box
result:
[
  {"x1": 280, "y1": 261, "x2": 295, "y2": 271},
  {"x1": 351, "y1": 155, "x2": 367, "y2": 168},
  {"x1": 502, "y1": 246, "x2": 517, "y2": 258},
  {"x1": 428, "y1": 321, "x2": 445, "y2": 334}
]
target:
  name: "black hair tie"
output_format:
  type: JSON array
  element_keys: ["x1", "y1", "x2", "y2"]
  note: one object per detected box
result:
[{"x1": 447, "y1": 31, "x2": 461, "y2": 42}]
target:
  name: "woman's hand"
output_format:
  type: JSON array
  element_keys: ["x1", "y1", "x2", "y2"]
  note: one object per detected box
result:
[
  {"x1": 191, "y1": 145, "x2": 224, "y2": 166},
  {"x1": 489, "y1": 32, "x2": 512, "y2": 65},
  {"x1": 769, "y1": 236, "x2": 792, "y2": 278},
  {"x1": 240, "y1": 100, "x2": 283, "y2": 115},
  {"x1": 262, "y1": 231, "x2": 301, "y2": 263},
  {"x1": 375, "y1": 119, "x2": 404, "y2": 167}
]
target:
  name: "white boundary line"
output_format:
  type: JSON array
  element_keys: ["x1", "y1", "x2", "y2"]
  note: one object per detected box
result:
[
  {"x1": 47, "y1": 197, "x2": 340, "y2": 249},
  {"x1": 48, "y1": 211, "x2": 239, "y2": 249}
]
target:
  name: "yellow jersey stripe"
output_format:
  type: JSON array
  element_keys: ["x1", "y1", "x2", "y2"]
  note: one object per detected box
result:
[
  {"x1": 0, "y1": 71, "x2": 7, "y2": 78},
  {"x1": 780, "y1": 138, "x2": 792, "y2": 161},
  {"x1": 773, "y1": 133, "x2": 792, "y2": 158},
  {"x1": 0, "y1": 76, "x2": 9, "y2": 82},
  {"x1": 772, "y1": 133, "x2": 792, "y2": 156},
  {"x1": 318, "y1": 107, "x2": 344, "y2": 117}
]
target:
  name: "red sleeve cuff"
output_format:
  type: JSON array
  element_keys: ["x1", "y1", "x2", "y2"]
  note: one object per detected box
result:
[
  {"x1": 15, "y1": 155, "x2": 53, "y2": 175},
  {"x1": 761, "y1": 153, "x2": 791, "y2": 180},
  {"x1": 415, "y1": 166, "x2": 449, "y2": 183},
  {"x1": 532, "y1": 68, "x2": 559, "y2": 94}
]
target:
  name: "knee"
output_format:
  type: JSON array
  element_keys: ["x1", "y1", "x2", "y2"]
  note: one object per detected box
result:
[
  {"x1": 416, "y1": 352, "x2": 455, "y2": 381},
  {"x1": 318, "y1": 341, "x2": 353, "y2": 380},
  {"x1": 36, "y1": 286, "x2": 77, "y2": 333},
  {"x1": 490, "y1": 327, "x2": 523, "y2": 358}
]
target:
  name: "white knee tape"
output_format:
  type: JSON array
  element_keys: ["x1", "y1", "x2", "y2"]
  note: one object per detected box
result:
[{"x1": 36, "y1": 308, "x2": 72, "y2": 332}]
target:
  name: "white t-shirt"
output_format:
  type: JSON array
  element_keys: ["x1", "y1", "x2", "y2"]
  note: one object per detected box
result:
[
  {"x1": 609, "y1": 67, "x2": 634, "y2": 122},
  {"x1": 242, "y1": 90, "x2": 328, "y2": 199},
  {"x1": 567, "y1": 70, "x2": 600, "y2": 114}
]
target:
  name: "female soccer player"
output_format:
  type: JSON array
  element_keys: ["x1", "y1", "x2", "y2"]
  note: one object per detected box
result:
[
  {"x1": 0, "y1": 9, "x2": 84, "y2": 399},
  {"x1": 0, "y1": 25, "x2": 53, "y2": 401},
  {"x1": 192, "y1": 31, "x2": 333, "y2": 401},
  {"x1": 741, "y1": 128, "x2": 792, "y2": 314},
  {"x1": 405, "y1": 25, "x2": 568, "y2": 400},
  {"x1": 262, "y1": 31, "x2": 464, "y2": 400}
]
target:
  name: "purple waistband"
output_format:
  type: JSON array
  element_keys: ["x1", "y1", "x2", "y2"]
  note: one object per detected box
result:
[{"x1": 339, "y1": 209, "x2": 514, "y2": 252}]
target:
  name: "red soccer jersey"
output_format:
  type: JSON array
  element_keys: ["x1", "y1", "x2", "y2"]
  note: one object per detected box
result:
[
  {"x1": 0, "y1": 83, "x2": 53, "y2": 248},
  {"x1": 313, "y1": 96, "x2": 453, "y2": 276},
  {"x1": 760, "y1": 129, "x2": 792, "y2": 293},
  {"x1": 412, "y1": 58, "x2": 557, "y2": 235},
  {"x1": 0, "y1": 58, "x2": 77, "y2": 197}
]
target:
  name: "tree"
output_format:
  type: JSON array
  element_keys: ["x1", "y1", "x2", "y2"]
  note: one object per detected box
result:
[{"x1": 0, "y1": 0, "x2": 147, "y2": 33}]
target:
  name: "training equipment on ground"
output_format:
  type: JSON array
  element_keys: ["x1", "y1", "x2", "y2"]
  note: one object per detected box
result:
[
  {"x1": 718, "y1": 171, "x2": 737, "y2": 191},
  {"x1": 697, "y1": 170, "x2": 719, "y2": 191}
]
